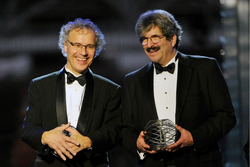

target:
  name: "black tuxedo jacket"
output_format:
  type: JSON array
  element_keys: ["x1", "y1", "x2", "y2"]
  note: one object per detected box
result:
[
  {"x1": 121, "y1": 52, "x2": 236, "y2": 167},
  {"x1": 21, "y1": 68, "x2": 121, "y2": 167}
]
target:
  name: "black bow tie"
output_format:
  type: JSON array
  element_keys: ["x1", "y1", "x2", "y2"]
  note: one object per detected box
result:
[
  {"x1": 155, "y1": 63, "x2": 175, "y2": 74},
  {"x1": 66, "y1": 71, "x2": 86, "y2": 86}
]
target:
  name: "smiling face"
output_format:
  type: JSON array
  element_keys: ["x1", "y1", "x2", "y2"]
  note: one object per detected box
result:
[
  {"x1": 143, "y1": 26, "x2": 177, "y2": 66},
  {"x1": 64, "y1": 28, "x2": 96, "y2": 75}
]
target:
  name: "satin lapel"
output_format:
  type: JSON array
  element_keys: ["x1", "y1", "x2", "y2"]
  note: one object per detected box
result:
[
  {"x1": 56, "y1": 68, "x2": 67, "y2": 126},
  {"x1": 76, "y1": 69, "x2": 93, "y2": 135},
  {"x1": 176, "y1": 53, "x2": 192, "y2": 124},
  {"x1": 139, "y1": 63, "x2": 158, "y2": 120}
]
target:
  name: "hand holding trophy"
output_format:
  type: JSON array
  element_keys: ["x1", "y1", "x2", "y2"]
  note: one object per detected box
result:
[{"x1": 144, "y1": 119, "x2": 176, "y2": 151}]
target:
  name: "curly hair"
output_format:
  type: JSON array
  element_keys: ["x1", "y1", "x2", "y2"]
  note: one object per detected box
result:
[
  {"x1": 135, "y1": 10, "x2": 182, "y2": 49},
  {"x1": 58, "y1": 18, "x2": 106, "y2": 58}
]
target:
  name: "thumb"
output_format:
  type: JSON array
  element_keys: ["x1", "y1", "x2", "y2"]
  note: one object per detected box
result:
[
  {"x1": 175, "y1": 124, "x2": 183, "y2": 132},
  {"x1": 140, "y1": 131, "x2": 146, "y2": 137},
  {"x1": 59, "y1": 123, "x2": 71, "y2": 130}
]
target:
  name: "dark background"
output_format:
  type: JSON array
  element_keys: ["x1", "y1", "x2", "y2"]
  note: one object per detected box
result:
[{"x1": 0, "y1": 0, "x2": 248, "y2": 167}]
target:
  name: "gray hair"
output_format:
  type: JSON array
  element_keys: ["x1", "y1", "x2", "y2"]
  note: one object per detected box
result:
[
  {"x1": 58, "y1": 18, "x2": 106, "y2": 58},
  {"x1": 135, "y1": 10, "x2": 182, "y2": 49}
]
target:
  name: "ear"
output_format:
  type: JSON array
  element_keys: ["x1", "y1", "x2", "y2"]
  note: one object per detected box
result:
[{"x1": 171, "y1": 35, "x2": 177, "y2": 47}]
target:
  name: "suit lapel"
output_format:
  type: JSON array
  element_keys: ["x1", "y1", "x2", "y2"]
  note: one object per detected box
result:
[
  {"x1": 56, "y1": 68, "x2": 68, "y2": 126},
  {"x1": 76, "y1": 69, "x2": 93, "y2": 135},
  {"x1": 139, "y1": 63, "x2": 158, "y2": 120},
  {"x1": 176, "y1": 53, "x2": 193, "y2": 124}
]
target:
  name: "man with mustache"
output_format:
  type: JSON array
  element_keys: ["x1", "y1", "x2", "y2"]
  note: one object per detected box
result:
[
  {"x1": 121, "y1": 10, "x2": 236, "y2": 167},
  {"x1": 21, "y1": 18, "x2": 121, "y2": 167}
]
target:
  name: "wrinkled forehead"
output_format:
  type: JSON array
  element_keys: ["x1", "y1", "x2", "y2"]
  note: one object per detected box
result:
[
  {"x1": 72, "y1": 27, "x2": 95, "y2": 35},
  {"x1": 143, "y1": 26, "x2": 162, "y2": 37}
]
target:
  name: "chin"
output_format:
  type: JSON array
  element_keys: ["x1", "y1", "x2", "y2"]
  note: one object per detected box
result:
[{"x1": 149, "y1": 57, "x2": 160, "y2": 63}]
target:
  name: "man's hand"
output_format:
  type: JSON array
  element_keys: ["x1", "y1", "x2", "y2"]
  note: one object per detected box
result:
[
  {"x1": 167, "y1": 124, "x2": 194, "y2": 152},
  {"x1": 66, "y1": 127, "x2": 92, "y2": 153},
  {"x1": 136, "y1": 131, "x2": 157, "y2": 154},
  {"x1": 41, "y1": 123, "x2": 80, "y2": 161}
]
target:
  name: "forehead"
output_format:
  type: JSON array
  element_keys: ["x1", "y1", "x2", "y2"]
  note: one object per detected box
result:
[
  {"x1": 144, "y1": 26, "x2": 162, "y2": 37},
  {"x1": 68, "y1": 28, "x2": 96, "y2": 43}
]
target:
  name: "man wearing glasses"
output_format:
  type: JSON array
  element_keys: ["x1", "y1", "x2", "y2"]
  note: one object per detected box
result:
[
  {"x1": 121, "y1": 10, "x2": 236, "y2": 167},
  {"x1": 21, "y1": 18, "x2": 121, "y2": 167}
]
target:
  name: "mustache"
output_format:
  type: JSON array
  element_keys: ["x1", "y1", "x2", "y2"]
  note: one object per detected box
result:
[{"x1": 146, "y1": 46, "x2": 160, "y2": 53}]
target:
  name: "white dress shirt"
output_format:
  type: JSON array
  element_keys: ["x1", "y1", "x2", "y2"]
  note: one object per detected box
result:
[
  {"x1": 153, "y1": 55, "x2": 178, "y2": 124},
  {"x1": 64, "y1": 67, "x2": 86, "y2": 128},
  {"x1": 138, "y1": 54, "x2": 179, "y2": 160}
]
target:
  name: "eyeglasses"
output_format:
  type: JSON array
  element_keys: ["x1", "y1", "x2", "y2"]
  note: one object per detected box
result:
[
  {"x1": 67, "y1": 39, "x2": 96, "y2": 52},
  {"x1": 139, "y1": 35, "x2": 165, "y2": 46}
]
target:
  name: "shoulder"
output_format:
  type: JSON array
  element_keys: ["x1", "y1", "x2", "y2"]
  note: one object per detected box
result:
[
  {"x1": 91, "y1": 73, "x2": 122, "y2": 96},
  {"x1": 27, "y1": 69, "x2": 62, "y2": 93},
  {"x1": 180, "y1": 52, "x2": 216, "y2": 62},
  {"x1": 92, "y1": 73, "x2": 121, "y2": 89},
  {"x1": 31, "y1": 70, "x2": 61, "y2": 84},
  {"x1": 179, "y1": 52, "x2": 219, "y2": 68},
  {"x1": 125, "y1": 63, "x2": 151, "y2": 79}
]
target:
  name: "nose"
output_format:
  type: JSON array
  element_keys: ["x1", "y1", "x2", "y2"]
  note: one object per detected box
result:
[
  {"x1": 78, "y1": 46, "x2": 88, "y2": 55},
  {"x1": 146, "y1": 38, "x2": 154, "y2": 47}
]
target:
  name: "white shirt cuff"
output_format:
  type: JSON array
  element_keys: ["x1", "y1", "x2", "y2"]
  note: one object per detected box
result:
[{"x1": 137, "y1": 150, "x2": 146, "y2": 160}]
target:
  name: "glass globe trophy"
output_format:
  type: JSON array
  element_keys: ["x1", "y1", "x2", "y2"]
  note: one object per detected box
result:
[{"x1": 144, "y1": 119, "x2": 177, "y2": 150}]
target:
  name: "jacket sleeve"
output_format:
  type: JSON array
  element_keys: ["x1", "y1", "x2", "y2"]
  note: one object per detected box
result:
[
  {"x1": 87, "y1": 84, "x2": 122, "y2": 153},
  {"x1": 121, "y1": 75, "x2": 141, "y2": 159},
  {"x1": 190, "y1": 59, "x2": 236, "y2": 152},
  {"x1": 21, "y1": 80, "x2": 49, "y2": 155}
]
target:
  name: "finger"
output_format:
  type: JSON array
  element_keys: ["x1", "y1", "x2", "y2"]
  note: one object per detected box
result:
[
  {"x1": 167, "y1": 146, "x2": 178, "y2": 152},
  {"x1": 74, "y1": 146, "x2": 83, "y2": 153},
  {"x1": 58, "y1": 153, "x2": 66, "y2": 161},
  {"x1": 66, "y1": 127, "x2": 77, "y2": 134},
  {"x1": 146, "y1": 150, "x2": 157, "y2": 154},
  {"x1": 140, "y1": 146, "x2": 149, "y2": 153},
  {"x1": 57, "y1": 142, "x2": 76, "y2": 159},
  {"x1": 52, "y1": 136, "x2": 77, "y2": 156},
  {"x1": 62, "y1": 138, "x2": 78, "y2": 155},
  {"x1": 140, "y1": 131, "x2": 145, "y2": 137},
  {"x1": 168, "y1": 144, "x2": 180, "y2": 151},
  {"x1": 64, "y1": 136, "x2": 80, "y2": 147},
  {"x1": 62, "y1": 149, "x2": 74, "y2": 159},
  {"x1": 54, "y1": 147, "x2": 67, "y2": 161},
  {"x1": 170, "y1": 139, "x2": 181, "y2": 147},
  {"x1": 165, "y1": 148, "x2": 172, "y2": 152},
  {"x1": 137, "y1": 131, "x2": 152, "y2": 152},
  {"x1": 143, "y1": 145, "x2": 151, "y2": 150},
  {"x1": 139, "y1": 141, "x2": 150, "y2": 151},
  {"x1": 168, "y1": 139, "x2": 182, "y2": 151},
  {"x1": 171, "y1": 143, "x2": 183, "y2": 152}
]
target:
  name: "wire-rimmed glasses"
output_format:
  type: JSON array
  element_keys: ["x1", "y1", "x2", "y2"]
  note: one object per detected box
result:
[
  {"x1": 139, "y1": 35, "x2": 165, "y2": 46},
  {"x1": 67, "y1": 39, "x2": 96, "y2": 52}
]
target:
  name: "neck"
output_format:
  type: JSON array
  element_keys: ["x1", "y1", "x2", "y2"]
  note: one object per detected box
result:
[
  {"x1": 161, "y1": 49, "x2": 177, "y2": 67},
  {"x1": 65, "y1": 66, "x2": 88, "y2": 76}
]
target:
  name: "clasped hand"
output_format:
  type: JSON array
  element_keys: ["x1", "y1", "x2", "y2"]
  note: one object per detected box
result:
[
  {"x1": 136, "y1": 124, "x2": 194, "y2": 154},
  {"x1": 41, "y1": 123, "x2": 91, "y2": 161}
]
